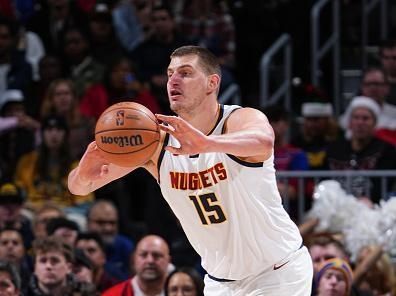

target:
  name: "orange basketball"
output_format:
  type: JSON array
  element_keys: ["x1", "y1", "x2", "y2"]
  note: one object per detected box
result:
[{"x1": 95, "y1": 102, "x2": 160, "y2": 167}]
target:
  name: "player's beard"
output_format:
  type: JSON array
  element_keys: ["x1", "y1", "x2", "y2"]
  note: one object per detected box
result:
[{"x1": 169, "y1": 95, "x2": 203, "y2": 117}]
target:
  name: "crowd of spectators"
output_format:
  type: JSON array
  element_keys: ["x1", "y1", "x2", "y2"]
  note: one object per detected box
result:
[{"x1": 0, "y1": 0, "x2": 395, "y2": 295}]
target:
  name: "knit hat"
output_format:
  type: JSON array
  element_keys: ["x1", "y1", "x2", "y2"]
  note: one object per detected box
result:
[
  {"x1": 315, "y1": 258, "x2": 353, "y2": 295},
  {"x1": 41, "y1": 115, "x2": 68, "y2": 132},
  {"x1": 339, "y1": 96, "x2": 382, "y2": 130},
  {"x1": 0, "y1": 183, "x2": 25, "y2": 204},
  {"x1": 0, "y1": 89, "x2": 24, "y2": 113},
  {"x1": 90, "y1": 3, "x2": 112, "y2": 22},
  {"x1": 301, "y1": 102, "x2": 333, "y2": 117}
]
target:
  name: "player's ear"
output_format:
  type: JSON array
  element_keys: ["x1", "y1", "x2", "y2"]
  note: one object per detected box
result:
[{"x1": 207, "y1": 74, "x2": 220, "y2": 95}]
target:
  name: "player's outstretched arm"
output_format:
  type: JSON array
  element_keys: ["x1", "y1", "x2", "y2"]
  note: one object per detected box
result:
[
  {"x1": 213, "y1": 107, "x2": 274, "y2": 161},
  {"x1": 156, "y1": 108, "x2": 273, "y2": 162},
  {"x1": 68, "y1": 142, "x2": 136, "y2": 196}
]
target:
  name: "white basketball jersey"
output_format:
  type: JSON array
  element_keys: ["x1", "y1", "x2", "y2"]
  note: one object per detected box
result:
[{"x1": 158, "y1": 105, "x2": 302, "y2": 280}]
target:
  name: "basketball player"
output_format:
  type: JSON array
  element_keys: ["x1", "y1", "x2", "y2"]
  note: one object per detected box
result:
[{"x1": 68, "y1": 46, "x2": 313, "y2": 295}]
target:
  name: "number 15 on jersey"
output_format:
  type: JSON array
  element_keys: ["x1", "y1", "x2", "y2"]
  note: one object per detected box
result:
[{"x1": 189, "y1": 193, "x2": 227, "y2": 225}]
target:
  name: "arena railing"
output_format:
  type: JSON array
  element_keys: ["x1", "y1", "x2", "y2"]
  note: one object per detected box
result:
[
  {"x1": 259, "y1": 33, "x2": 292, "y2": 110},
  {"x1": 311, "y1": 0, "x2": 341, "y2": 115},
  {"x1": 219, "y1": 83, "x2": 242, "y2": 105},
  {"x1": 361, "y1": 0, "x2": 388, "y2": 68}
]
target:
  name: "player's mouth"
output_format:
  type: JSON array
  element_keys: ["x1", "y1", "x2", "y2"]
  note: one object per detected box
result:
[{"x1": 169, "y1": 89, "x2": 183, "y2": 99}]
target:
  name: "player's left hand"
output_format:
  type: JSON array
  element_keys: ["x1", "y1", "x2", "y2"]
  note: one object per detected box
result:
[{"x1": 156, "y1": 114, "x2": 209, "y2": 155}]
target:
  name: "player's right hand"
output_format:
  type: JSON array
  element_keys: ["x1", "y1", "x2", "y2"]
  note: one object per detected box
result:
[
  {"x1": 77, "y1": 141, "x2": 110, "y2": 183},
  {"x1": 69, "y1": 141, "x2": 136, "y2": 195}
]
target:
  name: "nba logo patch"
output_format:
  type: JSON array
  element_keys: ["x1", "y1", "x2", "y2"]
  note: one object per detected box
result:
[{"x1": 116, "y1": 110, "x2": 125, "y2": 126}]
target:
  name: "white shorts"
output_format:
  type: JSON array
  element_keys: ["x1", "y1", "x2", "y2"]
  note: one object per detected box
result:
[{"x1": 204, "y1": 246, "x2": 313, "y2": 296}]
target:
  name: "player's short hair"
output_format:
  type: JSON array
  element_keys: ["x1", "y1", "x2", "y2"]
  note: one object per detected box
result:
[{"x1": 171, "y1": 46, "x2": 221, "y2": 78}]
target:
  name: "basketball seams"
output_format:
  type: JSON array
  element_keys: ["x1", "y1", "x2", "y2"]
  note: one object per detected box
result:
[
  {"x1": 101, "y1": 106, "x2": 158, "y2": 127},
  {"x1": 98, "y1": 139, "x2": 160, "y2": 154},
  {"x1": 95, "y1": 102, "x2": 160, "y2": 166},
  {"x1": 95, "y1": 128, "x2": 158, "y2": 134}
]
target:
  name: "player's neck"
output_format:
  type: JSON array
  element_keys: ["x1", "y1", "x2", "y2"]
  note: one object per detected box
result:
[{"x1": 182, "y1": 100, "x2": 220, "y2": 134}]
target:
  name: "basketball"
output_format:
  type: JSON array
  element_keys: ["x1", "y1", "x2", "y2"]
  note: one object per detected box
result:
[{"x1": 95, "y1": 102, "x2": 160, "y2": 167}]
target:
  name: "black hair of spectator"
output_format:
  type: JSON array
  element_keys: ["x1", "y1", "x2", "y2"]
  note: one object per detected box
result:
[
  {"x1": 0, "y1": 15, "x2": 19, "y2": 37},
  {"x1": 379, "y1": 39, "x2": 396, "y2": 52},
  {"x1": 361, "y1": 66, "x2": 389, "y2": 83},
  {"x1": 38, "y1": 54, "x2": 63, "y2": 78},
  {"x1": 0, "y1": 260, "x2": 21, "y2": 290},
  {"x1": 76, "y1": 232, "x2": 106, "y2": 254},
  {"x1": 46, "y1": 217, "x2": 80, "y2": 236},
  {"x1": 36, "y1": 114, "x2": 71, "y2": 183},
  {"x1": 261, "y1": 104, "x2": 290, "y2": 123},
  {"x1": 0, "y1": 227, "x2": 24, "y2": 241},
  {"x1": 152, "y1": 3, "x2": 174, "y2": 18},
  {"x1": 61, "y1": 26, "x2": 91, "y2": 49},
  {"x1": 103, "y1": 56, "x2": 138, "y2": 93},
  {"x1": 164, "y1": 267, "x2": 204, "y2": 296},
  {"x1": 41, "y1": 114, "x2": 69, "y2": 133},
  {"x1": 74, "y1": 248, "x2": 93, "y2": 270}
]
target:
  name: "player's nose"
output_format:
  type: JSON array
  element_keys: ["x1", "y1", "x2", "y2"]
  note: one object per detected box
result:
[{"x1": 168, "y1": 73, "x2": 181, "y2": 85}]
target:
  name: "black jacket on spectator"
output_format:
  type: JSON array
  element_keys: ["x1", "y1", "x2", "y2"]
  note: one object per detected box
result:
[
  {"x1": 325, "y1": 137, "x2": 396, "y2": 203},
  {"x1": 5, "y1": 51, "x2": 32, "y2": 93},
  {"x1": 27, "y1": 274, "x2": 97, "y2": 296}
]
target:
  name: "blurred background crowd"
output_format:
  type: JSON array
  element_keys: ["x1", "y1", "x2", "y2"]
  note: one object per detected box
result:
[{"x1": 0, "y1": 0, "x2": 396, "y2": 295}]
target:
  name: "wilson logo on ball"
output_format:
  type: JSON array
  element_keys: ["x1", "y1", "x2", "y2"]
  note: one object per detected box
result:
[{"x1": 100, "y1": 135, "x2": 143, "y2": 147}]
